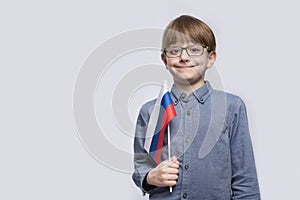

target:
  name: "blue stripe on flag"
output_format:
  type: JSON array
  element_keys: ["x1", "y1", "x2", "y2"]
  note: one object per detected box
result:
[{"x1": 161, "y1": 92, "x2": 173, "y2": 109}]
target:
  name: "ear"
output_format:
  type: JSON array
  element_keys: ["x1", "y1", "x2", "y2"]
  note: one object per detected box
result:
[
  {"x1": 207, "y1": 51, "x2": 216, "y2": 69},
  {"x1": 161, "y1": 52, "x2": 167, "y2": 65}
]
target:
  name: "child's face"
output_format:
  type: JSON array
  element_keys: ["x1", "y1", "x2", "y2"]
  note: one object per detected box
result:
[{"x1": 162, "y1": 41, "x2": 216, "y2": 87}]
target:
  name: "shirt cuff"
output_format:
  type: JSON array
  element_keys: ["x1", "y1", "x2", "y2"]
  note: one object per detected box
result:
[{"x1": 142, "y1": 172, "x2": 157, "y2": 194}]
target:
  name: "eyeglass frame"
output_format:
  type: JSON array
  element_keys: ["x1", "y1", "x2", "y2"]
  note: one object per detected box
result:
[{"x1": 162, "y1": 45, "x2": 211, "y2": 58}]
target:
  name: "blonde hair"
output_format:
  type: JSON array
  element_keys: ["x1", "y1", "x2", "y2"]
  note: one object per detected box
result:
[{"x1": 162, "y1": 15, "x2": 216, "y2": 52}]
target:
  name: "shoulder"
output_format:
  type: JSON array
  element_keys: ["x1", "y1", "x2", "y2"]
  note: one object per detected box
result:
[
  {"x1": 136, "y1": 98, "x2": 156, "y2": 124},
  {"x1": 211, "y1": 89, "x2": 246, "y2": 112},
  {"x1": 139, "y1": 98, "x2": 156, "y2": 114},
  {"x1": 210, "y1": 88, "x2": 240, "y2": 102}
]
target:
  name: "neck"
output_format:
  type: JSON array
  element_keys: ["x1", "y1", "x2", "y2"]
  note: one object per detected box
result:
[{"x1": 174, "y1": 79, "x2": 205, "y2": 95}]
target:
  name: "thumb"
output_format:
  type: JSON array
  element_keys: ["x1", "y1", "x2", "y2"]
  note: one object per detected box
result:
[{"x1": 170, "y1": 156, "x2": 178, "y2": 163}]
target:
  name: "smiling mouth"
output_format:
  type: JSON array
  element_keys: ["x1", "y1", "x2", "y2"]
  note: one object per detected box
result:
[{"x1": 174, "y1": 65, "x2": 194, "y2": 68}]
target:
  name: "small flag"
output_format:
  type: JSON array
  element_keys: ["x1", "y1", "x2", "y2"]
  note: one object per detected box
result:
[{"x1": 144, "y1": 81, "x2": 177, "y2": 164}]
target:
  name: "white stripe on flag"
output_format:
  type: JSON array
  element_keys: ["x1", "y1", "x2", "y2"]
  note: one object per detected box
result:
[{"x1": 144, "y1": 81, "x2": 168, "y2": 152}]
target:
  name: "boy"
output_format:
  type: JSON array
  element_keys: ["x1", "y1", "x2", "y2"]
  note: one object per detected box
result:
[{"x1": 132, "y1": 15, "x2": 260, "y2": 199}]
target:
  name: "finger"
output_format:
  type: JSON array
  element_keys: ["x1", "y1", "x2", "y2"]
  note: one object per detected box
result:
[
  {"x1": 170, "y1": 156, "x2": 180, "y2": 165},
  {"x1": 158, "y1": 159, "x2": 179, "y2": 170},
  {"x1": 165, "y1": 174, "x2": 178, "y2": 181},
  {"x1": 168, "y1": 162, "x2": 180, "y2": 169},
  {"x1": 167, "y1": 168, "x2": 179, "y2": 175},
  {"x1": 157, "y1": 160, "x2": 171, "y2": 169},
  {"x1": 163, "y1": 180, "x2": 177, "y2": 187},
  {"x1": 170, "y1": 156, "x2": 177, "y2": 162}
]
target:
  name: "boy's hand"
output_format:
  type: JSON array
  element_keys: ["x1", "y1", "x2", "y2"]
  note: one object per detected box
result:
[{"x1": 146, "y1": 156, "x2": 179, "y2": 187}]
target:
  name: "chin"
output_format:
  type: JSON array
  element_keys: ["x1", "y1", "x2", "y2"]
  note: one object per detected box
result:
[
  {"x1": 174, "y1": 76, "x2": 196, "y2": 85},
  {"x1": 178, "y1": 75, "x2": 204, "y2": 85}
]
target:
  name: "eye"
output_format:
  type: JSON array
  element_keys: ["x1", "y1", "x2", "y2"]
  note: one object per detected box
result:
[
  {"x1": 189, "y1": 46, "x2": 202, "y2": 53},
  {"x1": 168, "y1": 47, "x2": 181, "y2": 55}
]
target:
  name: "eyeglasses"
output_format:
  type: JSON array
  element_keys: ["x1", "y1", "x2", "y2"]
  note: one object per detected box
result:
[{"x1": 163, "y1": 45, "x2": 210, "y2": 58}]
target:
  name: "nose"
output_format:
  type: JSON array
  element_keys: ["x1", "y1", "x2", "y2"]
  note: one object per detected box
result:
[{"x1": 179, "y1": 49, "x2": 190, "y2": 62}]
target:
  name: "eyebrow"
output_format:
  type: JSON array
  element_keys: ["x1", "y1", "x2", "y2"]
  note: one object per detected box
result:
[{"x1": 168, "y1": 43, "x2": 200, "y2": 47}]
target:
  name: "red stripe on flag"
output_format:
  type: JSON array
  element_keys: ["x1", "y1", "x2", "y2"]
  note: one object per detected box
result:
[{"x1": 153, "y1": 104, "x2": 176, "y2": 163}]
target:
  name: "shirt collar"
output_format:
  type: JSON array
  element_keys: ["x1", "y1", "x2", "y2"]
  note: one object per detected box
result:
[{"x1": 170, "y1": 81, "x2": 213, "y2": 105}]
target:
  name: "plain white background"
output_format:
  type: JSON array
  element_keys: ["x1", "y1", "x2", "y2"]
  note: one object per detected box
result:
[{"x1": 1, "y1": 0, "x2": 300, "y2": 199}]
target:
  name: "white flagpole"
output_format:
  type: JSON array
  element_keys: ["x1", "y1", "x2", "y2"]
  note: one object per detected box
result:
[{"x1": 168, "y1": 125, "x2": 172, "y2": 193}]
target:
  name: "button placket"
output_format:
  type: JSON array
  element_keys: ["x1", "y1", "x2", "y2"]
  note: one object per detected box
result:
[
  {"x1": 186, "y1": 111, "x2": 191, "y2": 116},
  {"x1": 185, "y1": 138, "x2": 189, "y2": 143},
  {"x1": 184, "y1": 164, "x2": 190, "y2": 170},
  {"x1": 181, "y1": 94, "x2": 197, "y2": 199}
]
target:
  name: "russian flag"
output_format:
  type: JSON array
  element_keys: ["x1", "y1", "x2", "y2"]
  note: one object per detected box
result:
[{"x1": 144, "y1": 82, "x2": 177, "y2": 164}]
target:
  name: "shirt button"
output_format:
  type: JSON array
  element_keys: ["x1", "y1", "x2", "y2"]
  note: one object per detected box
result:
[
  {"x1": 182, "y1": 193, "x2": 188, "y2": 198},
  {"x1": 185, "y1": 138, "x2": 189, "y2": 143},
  {"x1": 187, "y1": 111, "x2": 191, "y2": 116},
  {"x1": 184, "y1": 165, "x2": 189, "y2": 170},
  {"x1": 199, "y1": 98, "x2": 204, "y2": 104}
]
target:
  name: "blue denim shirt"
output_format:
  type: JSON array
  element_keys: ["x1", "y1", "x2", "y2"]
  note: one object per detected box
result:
[{"x1": 132, "y1": 82, "x2": 260, "y2": 199}]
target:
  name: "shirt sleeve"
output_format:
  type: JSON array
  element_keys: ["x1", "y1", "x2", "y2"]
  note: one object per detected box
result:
[
  {"x1": 230, "y1": 98, "x2": 261, "y2": 200},
  {"x1": 132, "y1": 103, "x2": 157, "y2": 195}
]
